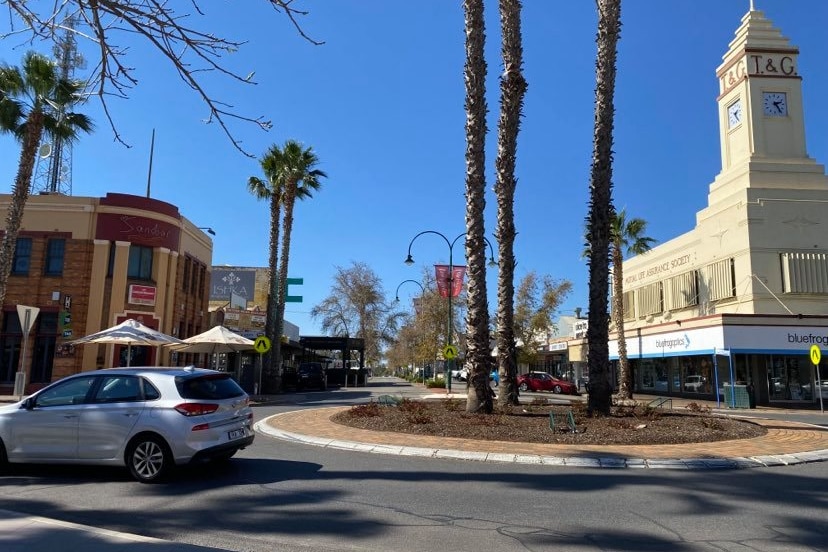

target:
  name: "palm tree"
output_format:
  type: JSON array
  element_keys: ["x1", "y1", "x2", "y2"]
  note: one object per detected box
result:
[
  {"x1": 248, "y1": 146, "x2": 285, "y2": 384},
  {"x1": 462, "y1": 0, "x2": 493, "y2": 414},
  {"x1": 611, "y1": 208, "x2": 655, "y2": 400},
  {"x1": 585, "y1": 0, "x2": 622, "y2": 416},
  {"x1": 494, "y1": 0, "x2": 527, "y2": 407},
  {"x1": 270, "y1": 140, "x2": 326, "y2": 388},
  {"x1": 0, "y1": 51, "x2": 93, "y2": 309}
]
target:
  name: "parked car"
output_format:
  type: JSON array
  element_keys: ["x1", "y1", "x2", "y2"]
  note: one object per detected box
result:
[
  {"x1": 453, "y1": 368, "x2": 469, "y2": 382},
  {"x1": 296, "y1": 362, "x2": 327, "y2": 391},
  {"x1": 684, "y1": 375, "x2": 707, "y2": 392},
  {"x1": 0, "y1": 367, "x2": 254, "y2": 483},
  {"x1": 517, "y1": 372, "x2": 579, "y2": 394}
]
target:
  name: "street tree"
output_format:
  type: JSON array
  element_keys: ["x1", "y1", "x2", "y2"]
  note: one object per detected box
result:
[
  {"x1": 0, "y1": 51, "x2": 93, "y2": 308},
  {"x1": 585, "y1": 0, "x2": 622, "y2": 416},
  {"x1": 512, "y1": 272, "x2": 573, "y2": 369},
  {"x1": 1, "y1": 1, "x2": 321, "y2": 155},
  {"x1": 311, "y1": 262, "x2": 403, "y2": 367},
  {"x1": 269, "y1": 140, "x2": 326, "y2": 385},
  {"x1": 462, "y1": 0, "x2": 494, "y2": 414},
  {"x1": 493, "y1": 0, "x2": 527, "y2": 407},
  {"x1": 247, "y1": 143, "x2": 316, "y2": 386},
  {"x1": 611, "y1": 208, "x2": 655, "y2": 400}
]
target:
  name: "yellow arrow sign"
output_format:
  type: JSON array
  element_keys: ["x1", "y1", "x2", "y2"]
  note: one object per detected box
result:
[
  {"x1": 810, "y1": 344, "x2": 821, "y2": 365},
  {"x1": 254, "y1": 335, "x2": 272, "y2": 354},
  {"x1": 443, "y1": 344, "x2": 458, "y2": 360}
]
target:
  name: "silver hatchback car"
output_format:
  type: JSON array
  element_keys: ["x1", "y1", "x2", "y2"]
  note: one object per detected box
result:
[{"x1": 0, "y1": 367, "x2": 254, "y2": 483}]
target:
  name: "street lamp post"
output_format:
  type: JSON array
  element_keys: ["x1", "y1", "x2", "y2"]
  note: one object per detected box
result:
[
  {"x1": 404, "y1": 231, "x2": 496, "y2": 394},
  {"x1": 395, "y1": 279, "x2": 425, "y2": 383}
]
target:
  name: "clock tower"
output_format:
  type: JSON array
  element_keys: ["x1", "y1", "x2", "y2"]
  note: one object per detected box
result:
[{"x1": 707, "y1": 7, "x2": 826, "y2": 208}]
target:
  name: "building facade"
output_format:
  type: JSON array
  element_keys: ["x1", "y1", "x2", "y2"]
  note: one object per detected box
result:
[
  {"x1": 0, "y1": 192, "x2": 212, "y2": 394},
  {"x1": 606, "y1": 8, "x2": 828, "y2": 407}
]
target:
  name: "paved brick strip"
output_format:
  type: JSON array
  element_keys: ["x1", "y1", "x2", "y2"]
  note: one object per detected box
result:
[{"x1": 263, "y1": 406, "x2": 828, "y2": 461}]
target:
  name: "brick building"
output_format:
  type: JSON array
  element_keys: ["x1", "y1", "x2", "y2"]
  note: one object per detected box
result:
[{"x1": 0, "y1": 192, "x2": 212, "y2": 395}]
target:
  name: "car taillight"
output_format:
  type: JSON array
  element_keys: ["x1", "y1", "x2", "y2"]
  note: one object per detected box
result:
[{"x1": 174, "y1": 403, "x2": 219, "y2": 416}]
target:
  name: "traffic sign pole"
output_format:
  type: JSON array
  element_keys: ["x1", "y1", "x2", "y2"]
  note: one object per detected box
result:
[
  {"x1": 253, "y1": 336, "x2": 272, "y2": 397},
  {"x1": 811, "y1": 345, "x2": 824, "y2": 413}
]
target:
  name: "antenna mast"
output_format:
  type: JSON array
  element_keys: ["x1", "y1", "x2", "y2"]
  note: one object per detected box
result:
[{"x1": 32, "y1": 16, "x2": 84, "y2": 196}]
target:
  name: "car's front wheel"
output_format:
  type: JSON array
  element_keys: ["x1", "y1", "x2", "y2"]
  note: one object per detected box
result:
[
  {"x1": 518, "y1": 382, "x2": 528, "y2": 392},
  {"x1": 126, "y1": 434, "x2": 171, "y2": 483},
  {"x1": 553, "y1": 385, "x2": 562, "y2": 394}
]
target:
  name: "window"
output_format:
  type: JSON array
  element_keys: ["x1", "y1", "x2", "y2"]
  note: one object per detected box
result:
[
  {"x1": 781, "y1": 252, "x2": 828, "y2": 293},
  {"x1": 12, "y1": 237, "x2": 32, "y2": 275},
  {"x1": 34, "y1": 376, "x2": 96, "y2": 407},
  {"x1": 93, "y1": 375, "x2": 142, "y2": 403},
  {"x1": 44, "y1": 238, "x2": 66, "y2": 276},
  {"x1": 31, "y1": 313, "x2": 58, "y2": 383},
  {"x1": 182, "y1": 257, "x2": 191, "y2": 293},
  {"x1": 0, "y1": 313, "x2": 22, "y2": 383},
  {"x1": 128, "y1": 245, "x2": 153, "y2": 280},
  {"x1": 706, "y1": 258, "x2": 736, "y2": 301},
  {"x1": 666, "y1": 270, "x2": 699, "y2": 310},
  {"x1": 636, "y1": 282, "x2": 663, "y2": 317}
]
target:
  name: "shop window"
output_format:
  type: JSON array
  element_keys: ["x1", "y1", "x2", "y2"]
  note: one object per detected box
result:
[
  {"x1": 128, "y1": 245, "x2": 153, "y2": 280},
  {"x1": 12, "y1": 237, "x2": 32, "y2": 275},
  {"x1": 31, "y1": 313, "x2": 58, "y2": 383},
  {"x1": 44, "y1": 238, "x2": 66, "y2": 276},
  {"x1": 767, "y1": 355, "x2": 811, "y2": 401},
  {"x1": 0, "y1": 313, "x2": 22, "y2": 383}
]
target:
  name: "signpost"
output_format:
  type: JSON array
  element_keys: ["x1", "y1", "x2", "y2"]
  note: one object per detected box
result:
[
  {"x1": 15, "y1": 305, "x2": 40, "y2": 400},
  {"x1": 810, "y1": 345, "x2": 824, "y2": 413},
  {"x1": 253, "y1": 336, "x2": 271, "y2": 396}
]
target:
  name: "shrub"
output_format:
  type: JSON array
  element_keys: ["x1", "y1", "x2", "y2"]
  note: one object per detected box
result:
[
  {"x1": 685, "y1": 402, "x2": 712, "y2": 415},
  {"x1": 348, "y1": 402, "x2": 381, "y2": 418}
]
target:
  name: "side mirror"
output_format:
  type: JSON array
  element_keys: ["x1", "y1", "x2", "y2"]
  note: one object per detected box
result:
[{"x1": 22, "y1": 397, "x2": 35, "y2": 410}]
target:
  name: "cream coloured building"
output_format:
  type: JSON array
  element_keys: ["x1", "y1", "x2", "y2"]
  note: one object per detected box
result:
[{"x1": 605, "y1": 8, "x2": 828, "y2": 407}]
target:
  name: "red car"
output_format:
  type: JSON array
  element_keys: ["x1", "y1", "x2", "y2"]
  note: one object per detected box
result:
[{"x1": 517, "y1": 372, "x2": 579, "y2": 395}]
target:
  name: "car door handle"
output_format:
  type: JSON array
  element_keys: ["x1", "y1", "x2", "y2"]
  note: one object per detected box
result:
[
  {"x1": 122, "y1": 412, "x2": 139, "y2": 417},
  {"x1": 63, "y1": 414, "x2": 78, "y2": 419}
]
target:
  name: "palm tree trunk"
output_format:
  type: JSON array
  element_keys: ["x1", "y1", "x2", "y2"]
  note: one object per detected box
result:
[
  {"x1": 462, "y1": 0, "x2": 493, "y2": 414},
  {"x1": 495, "y1": 0, "x2": 527, "y2": 407},
  {"x1": 0, "y1": 110, "x2": 43, "y2": 308},
  {"x1": 273, "y1": 179, "x2": 298, "y2": 391},
  {"x1": 265, "y1": 195, "x2": 281, "y2": 389},
  {"x1": 613, "y1": 246, "x2": 633, "y2": 400},
  {"x1": 586, "y1": 0, "x2": 622, "y2": 416}
]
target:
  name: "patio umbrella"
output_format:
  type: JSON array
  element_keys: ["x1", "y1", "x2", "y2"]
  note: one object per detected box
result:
[
  {"x1": 69, "y1": 318, "x2": 184, "y2": 367},
  {"x1": 169, "y1": 325, "x2": 255, "y2": 370}
]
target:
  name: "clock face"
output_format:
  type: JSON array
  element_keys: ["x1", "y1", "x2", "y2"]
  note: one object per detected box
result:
[
  {"x1": 727, "y1": 100, "x2": 742, "y2": 128},
  {"x1": 763, "y1": 92, "x2": 788, "y2": 116}
]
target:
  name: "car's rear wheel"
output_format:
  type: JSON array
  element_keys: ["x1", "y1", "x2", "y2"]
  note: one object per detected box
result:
[
  {"x1": 126, "y1": 434, "x2": 171, "y2": 483},
  {"x1": 519, "y1": 382, "x2": 528, "y2": 392},
  {"x1": 553, "y1": 385, "x2": 562, "y2": 394}
]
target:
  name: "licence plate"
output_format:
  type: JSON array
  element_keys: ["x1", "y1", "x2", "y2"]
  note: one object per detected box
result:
[{"x1": 228, "y1": 428, "x2": 245, "y2": 440}]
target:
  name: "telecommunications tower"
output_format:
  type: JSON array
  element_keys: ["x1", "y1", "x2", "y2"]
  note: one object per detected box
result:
[{"x1": 31, "y1": 18, "x2": 85, "y2": 196}]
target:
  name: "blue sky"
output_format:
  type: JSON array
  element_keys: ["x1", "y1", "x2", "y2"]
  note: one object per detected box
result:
[{"x1": 3, "y1": 1, "x2": 828, "y2": 336}]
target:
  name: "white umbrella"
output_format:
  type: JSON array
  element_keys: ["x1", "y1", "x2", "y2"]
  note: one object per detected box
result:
[
  {"x1": 169, "y1": 325, "x2": 255, "y2": 370},
  {"x1": 69, "y1": 318, "x2": 184, "y2": 367}
]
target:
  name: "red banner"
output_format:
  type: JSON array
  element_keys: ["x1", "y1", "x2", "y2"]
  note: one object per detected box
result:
[{"x1": 435, "y1": 265, "x2": 467, "y2": 298}]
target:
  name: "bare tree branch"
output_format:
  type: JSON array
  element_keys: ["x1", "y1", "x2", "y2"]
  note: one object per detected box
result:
[{"x1": 1, "y1": 0, "x2": 323, "y2": 156}]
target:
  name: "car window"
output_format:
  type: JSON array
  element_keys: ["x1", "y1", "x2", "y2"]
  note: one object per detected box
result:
[
  {"x1": 142, "y1": 378, "x2": 161, "y2": 400},
  {"x1": 93, "y1": 375, "x2": 142, "y2": 403},
  {"x1": 35, "y1": 376, "x2": 96, "y2": 407},
  {"x1": 176, "y1": 374, "x2": 245, "y2": 400}
]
